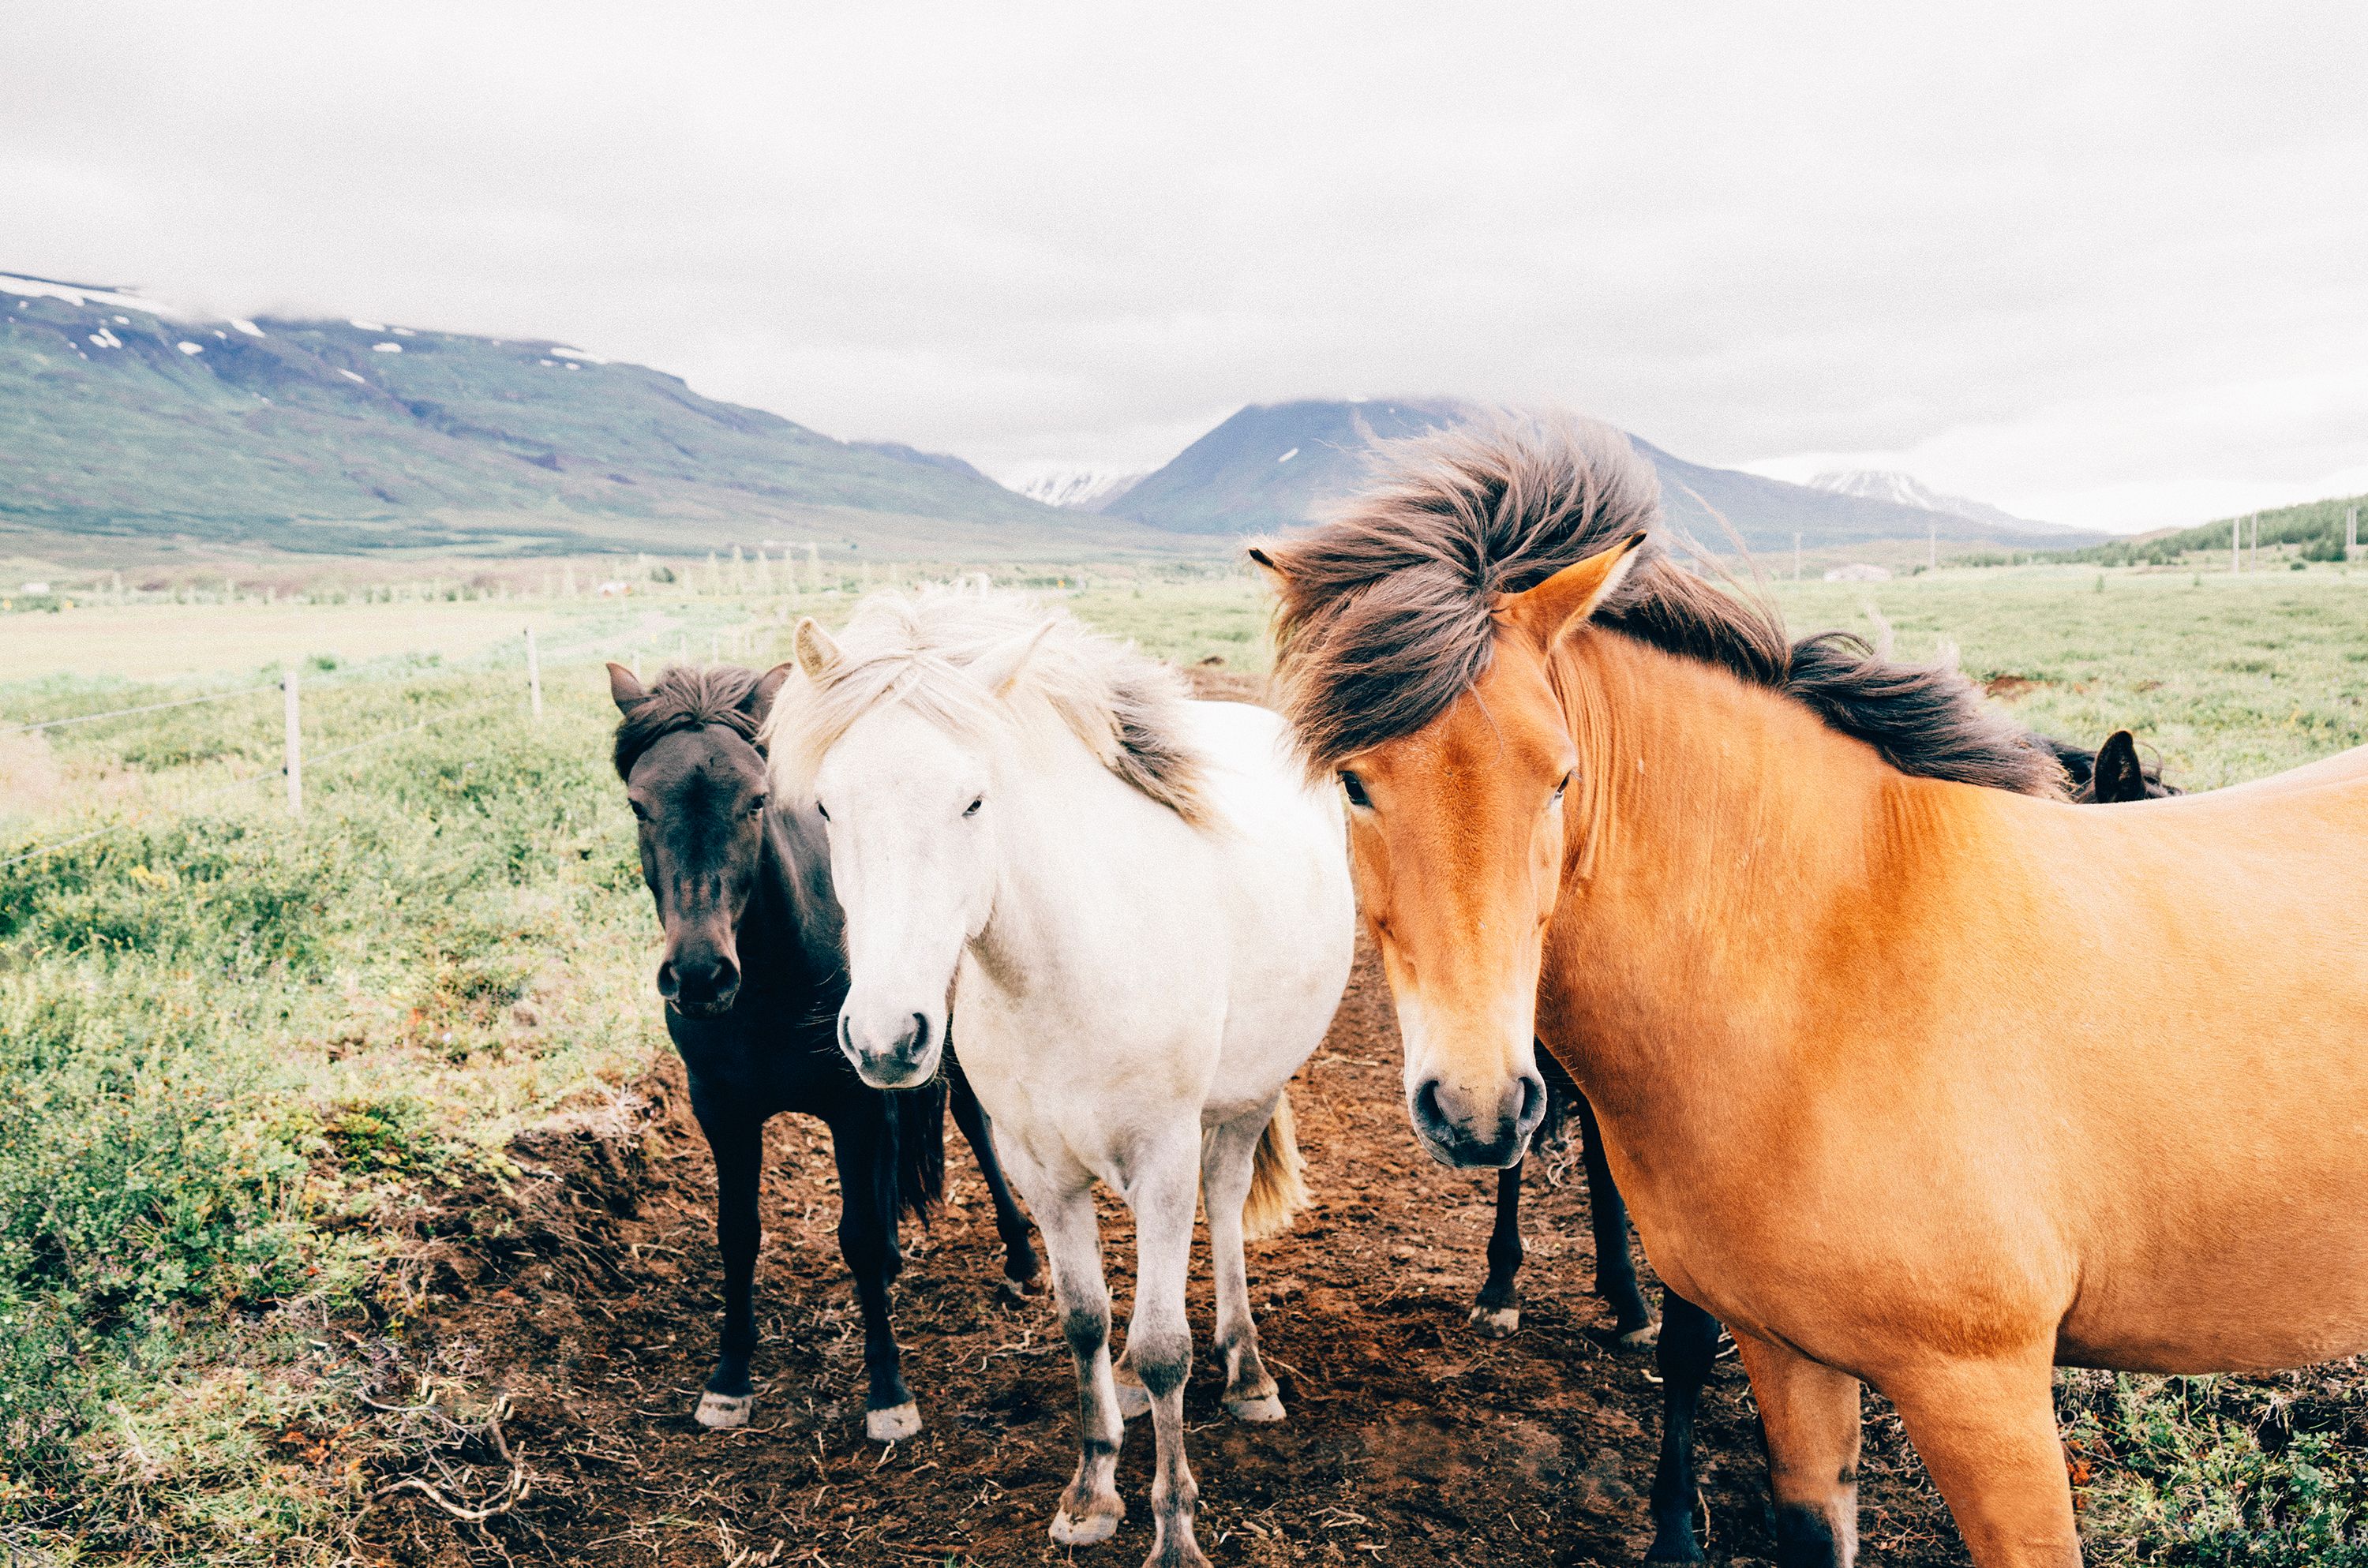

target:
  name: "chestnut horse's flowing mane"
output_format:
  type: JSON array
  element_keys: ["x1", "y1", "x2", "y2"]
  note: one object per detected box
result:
[{"x1": 1259, "y1": 414, "x2": 2064, "y2": 795}]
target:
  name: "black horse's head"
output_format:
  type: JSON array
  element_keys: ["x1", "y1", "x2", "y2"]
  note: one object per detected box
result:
[{"x1": 611, "y1": 661, "x2": 793, "y2": 1017}]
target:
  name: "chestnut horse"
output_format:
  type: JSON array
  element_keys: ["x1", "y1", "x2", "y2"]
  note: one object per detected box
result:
[{"x1": 1254, "y1": 416, "x2": 2368, "y2": 1568}]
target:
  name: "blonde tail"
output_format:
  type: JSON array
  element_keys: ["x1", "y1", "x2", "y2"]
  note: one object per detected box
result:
[{"x1": 1240, "y1": 1088, "x2": 1310, "y2": 1241}]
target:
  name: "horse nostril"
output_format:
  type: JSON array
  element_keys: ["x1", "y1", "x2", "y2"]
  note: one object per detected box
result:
[
  {"x1": 713, "y1": 957, "x2": 740, "y2": 996},
  {"x1": 656, "y1": 961, "x2": 680, "y2": 1000},
  {"x1": 1412, "y1": 1078, "x2": 1447, "y2": 1137},
  {"x1": 1516, "y1": 1072, "x2": 1546, "y2": 1132},
  {"x1": 905, "y1": 1012, "x2": 930, "y2": 1057}
]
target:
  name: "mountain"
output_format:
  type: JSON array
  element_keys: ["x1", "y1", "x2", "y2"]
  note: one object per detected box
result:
[
  {"x1": 1105, "y1": 399, "x2": 1470, "y2": 536},
  {"x1": 1808, "y1": 469, "x2": 2061, "y2": 534},
  {"x1": 0, "y1": 271, "x2": 1183, "y2": 562},
  {"x1": 1006, "y1": 468, "x2": 1146, "y2": 511},
  {"x1": 1103, "y1": 397, "x2": 2107, "y2": 551}
]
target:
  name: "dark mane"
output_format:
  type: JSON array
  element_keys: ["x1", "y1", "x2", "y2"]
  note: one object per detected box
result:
[
  {"x1": 613, "y1": 664, "x2": 763, "y2": 778},
  {"x1": 1259, "y1": 414, "x2": 2065, "y2": 796}
]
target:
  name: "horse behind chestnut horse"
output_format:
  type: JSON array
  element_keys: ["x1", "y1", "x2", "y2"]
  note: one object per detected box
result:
[
  {"x1": 1255, "y1": 416, "x2": 2368, "y2": 1568},
  {"x1": 610, "y1": 661, "x2": 1041, "y2": 1441}
]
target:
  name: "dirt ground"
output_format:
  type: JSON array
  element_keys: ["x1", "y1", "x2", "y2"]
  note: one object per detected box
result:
[
  {"x1": 361, "y1": 924, "x2": 1977, "y2": 1568},
  {"x1": 360, "y1": 665, "x2": 1971, "y2": 1568}
]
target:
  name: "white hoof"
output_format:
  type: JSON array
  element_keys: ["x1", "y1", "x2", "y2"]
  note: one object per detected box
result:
[
  {"x1": 1051, "y1": 1504, "x2": 1123, "y2": 1547},
  {"x1": 1224, "y1": 1391, "x2": 1287, "y2": 1424},
  {"x1": 1617, "y1": 1318, "x2": 1663, "y2": 1349},
  {"x1": 1469, "y1": 1304, "x2": 1521, "y2": 1338},
  {"x1": 1112, "y1": 1378, "x2": 1152, "y2": 1420},
  {"x1": 865, "y1": 1401, "x2": 923, "y2": 1442},
  {"x1": 695, "y1": 1390, "x2": 752, "y2": 1430},
  {"x1": 999, "y1": 1273, "x2": 1043, "y2": 1306}
]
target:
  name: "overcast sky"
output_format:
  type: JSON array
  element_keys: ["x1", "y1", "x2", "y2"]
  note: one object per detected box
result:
[{"x1": 6, "y1": 3, "x2": 2364, "y2": 531}]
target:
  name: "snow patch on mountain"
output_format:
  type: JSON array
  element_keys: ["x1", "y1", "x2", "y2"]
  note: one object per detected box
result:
[
  {"x1": 1808, "y1": 470, "x2": 2049, "y2": 531},
  {"x1": 1003, "y1": 466, "x2": 1148, "y2": 511}
]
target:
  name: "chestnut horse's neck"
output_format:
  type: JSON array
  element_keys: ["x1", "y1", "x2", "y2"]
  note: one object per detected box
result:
[{"x1": 1541, "y1": 627, "x2": 1989, "y2": 1117}]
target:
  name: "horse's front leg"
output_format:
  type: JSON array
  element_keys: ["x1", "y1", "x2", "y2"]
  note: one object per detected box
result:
[
  {"x1": 1646, "y1": 1292, "x2": 1724, "y2": 1562},
  {"x1": 830, "y1": 1108, "x2": 919, "y2": 1442},
  {"x1": 1576, "y1": 1090, "x2": 1657, "y2": 1345},
  {"x1": 1126, "y1": 1140, "x2": 1211, "y2": 1568},
  {"x1": 1201, "y1": 1105, "x2": 1284, "y2": 1420},
  {"x1": 946, "y1": 1052, "x2": 1043, "y2": 1300},
  {"x1": 1733, "y1": 1336, "x2": 1864, "y2": 1567},
  {"x1": 691, "y1": 1106, "x2": 763, "y2": 1430},
  {"x1": 1471, "y1": 1158, "x2": 1526, "y2": 1336},
  {"x1": 1010, "y1": 1163, "x2": 1126, "y2": 1547}
]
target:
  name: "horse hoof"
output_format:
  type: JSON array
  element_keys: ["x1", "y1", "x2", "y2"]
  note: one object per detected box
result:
[
  {"x1": 695, "y1": 1390, "x2": 752, "y2": 1430},
  {"x1": 1223, "y1": 1391, "x2": 1286, "y2": 1424},
  {"x1": 1617, "y1": 1318, "x2": 1662, "y2": 1350},
  {"x1": 1113, "y1": 1379, "x2": 1152, "y2": 1420},
  {"x1": 999, "y1": 1272, "x2": 1044, "y2": 1306},
  {"x1": 865, "y1": 1401, "x2": 923, "y2": 1443},
  {"x1": 1469, "y1": 1304, "x2": 1520, "y2": 1338},
  {"x1": 1050, "y1": 1502, "x2": 1123, "y2": 1547}
]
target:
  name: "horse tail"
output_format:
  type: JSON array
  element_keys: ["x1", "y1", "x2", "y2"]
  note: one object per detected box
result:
[
  {"x1": 892, "y1": 1076, "x2": 946, "y2": 1223},
  {"x1": 1241, "y1": 1088, "x2": 1310, "y2": 1241}
]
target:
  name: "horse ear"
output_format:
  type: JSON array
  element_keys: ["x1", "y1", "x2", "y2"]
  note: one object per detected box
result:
[
  {"x1": 968, "y1": 621, "x2": 1054, "y2": 697},
  {"x1": 1244, "y1": 544, "x2": 1288, "y2": 584},
  {"x1": 1498, "y1": 533, "x2": 1648, "y2": 651},
  {"x1": 746, "y1": 661, "x2": 795, "y2": 720},
  {"x1": 2093, "y1": 729, "x2": 2147, "y2": 803},
  {"x1": 606, "y1": 661, "x2": 647, "y2": 713},
  {"x1": 793, "y1": 618, "x2": 842, "y2": 682}
]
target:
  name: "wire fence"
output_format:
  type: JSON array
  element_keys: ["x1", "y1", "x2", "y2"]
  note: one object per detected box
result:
[{"x1": 0, "y1": 616, "x2": 781, "y2": 873}]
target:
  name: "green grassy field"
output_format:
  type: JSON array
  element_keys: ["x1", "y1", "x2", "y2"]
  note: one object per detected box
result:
[{"x1": 2, "y1": 563, "x2": 2364, "y2": 1563}]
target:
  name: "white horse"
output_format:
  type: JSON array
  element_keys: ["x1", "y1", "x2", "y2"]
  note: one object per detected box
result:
[{"x1": 768, "y1": 586, "x2": 1354, "y2": 1568}]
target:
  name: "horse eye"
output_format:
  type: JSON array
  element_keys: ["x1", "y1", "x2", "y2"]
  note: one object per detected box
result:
[
  {"x1": 748, "y1": 795, "x2": 767, "y2": 818},
  {"x1": 964, "y1": 797, "x2": 984, "y2": 818},
  {"x1": 628, "y1": 799, "x2": 650, "y2": 821},
  {"x1": 1339, "y1": 771, "x2": 1372, "y2": 809},
  {"x1": 1551, "y1": 770, "x2": 1572, "y2": 804},
  {"x1": 814, "y1": 801, "x2": 830, "y2": 821}
]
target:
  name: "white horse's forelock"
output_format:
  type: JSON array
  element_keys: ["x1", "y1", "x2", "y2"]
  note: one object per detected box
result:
[{"x1": 763, "y1": 582, "x2": 1213, "y2": 827}]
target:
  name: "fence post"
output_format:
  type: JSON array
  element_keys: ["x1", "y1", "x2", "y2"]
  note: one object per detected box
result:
[
  {"x1": 2348, "y1": 506, "x2": 2359, "y2": 563},
  {"x1": 283, "y1": 666, "x2": 303, "y2": 817},
  {"x1": 2233, "y1": 516, "x2": 2242, "y2": 573},
  {"x1": 525, "y1": 627, "x2": 544, "y2": 721}
]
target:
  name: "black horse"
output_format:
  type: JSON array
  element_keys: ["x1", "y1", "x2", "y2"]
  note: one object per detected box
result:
[
  {"x1": 1476, "y1": 730, "x2": 2179, "y2": 1561},
  {"x1": 609, "y1": 661, "x2": 1043, "y2": 1441}
]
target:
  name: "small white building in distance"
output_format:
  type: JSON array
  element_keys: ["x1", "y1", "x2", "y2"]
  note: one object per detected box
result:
[{"x1": 1823, "y1": 563, "x2": 1893, "y2": 582}]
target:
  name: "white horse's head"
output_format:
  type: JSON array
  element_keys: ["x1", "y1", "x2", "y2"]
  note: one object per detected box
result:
[
  {"x1": 789, "y1": 614, "x2": 1046, "y2": 1088},
  {"x1": 769, "y1": 586, "x2": 1213, "y2": 1091}
]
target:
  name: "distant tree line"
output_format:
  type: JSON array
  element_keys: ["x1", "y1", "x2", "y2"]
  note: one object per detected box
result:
[{"x1": 2046, "y1": 492, "x2": 2365, "y2": 568}]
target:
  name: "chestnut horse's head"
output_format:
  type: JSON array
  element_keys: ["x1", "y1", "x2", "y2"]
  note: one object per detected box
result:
[
  {"x1": 1253, "y1": 415, "x2": 1665, "y2": 1169},
  {"x1": 1280, "y1": 534, "x2": 1643, "y2": 1167}
]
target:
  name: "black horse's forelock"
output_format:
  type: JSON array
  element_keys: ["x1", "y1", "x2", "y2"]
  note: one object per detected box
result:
[{"x1": 613, "y1": 664, "x2": 764, "y2": 779}]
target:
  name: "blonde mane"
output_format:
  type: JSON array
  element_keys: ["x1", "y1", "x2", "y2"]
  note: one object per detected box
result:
[{"x1": 763, "y1": 583, "x2": 1214, "y2": 827}]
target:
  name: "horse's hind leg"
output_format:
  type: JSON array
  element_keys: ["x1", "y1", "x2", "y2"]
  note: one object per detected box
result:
[
  {"x1": 1471, "y1": 1158, "x2": 1526, "y2": 1336},
  {"x1": 1733, "y1": 1335, "x2": 1864, "y2": 1567},
  {"x1": 1201, "y1": 1105, "x2": 1284, "y2": 1420},
  {"x1": 1577, "y1": 1091, "x2": 1656, "y2": 1345},
  {"x1": 692, "y1": 1107, "x2": 762, "y2": 1431},
  {"x1": 830, "y1": 1110, "x2": 919, "y2": 1442},
  {"x1": 1126, "y1": 1140, "x2": 1213, "y2": 1568},
  {"x1": 1646, "y1": 1292, "x2": 1724, "y2": 1562},
  {"x1": 946, "y1": 1055, "x2": 1042, "y2": 1300}
]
